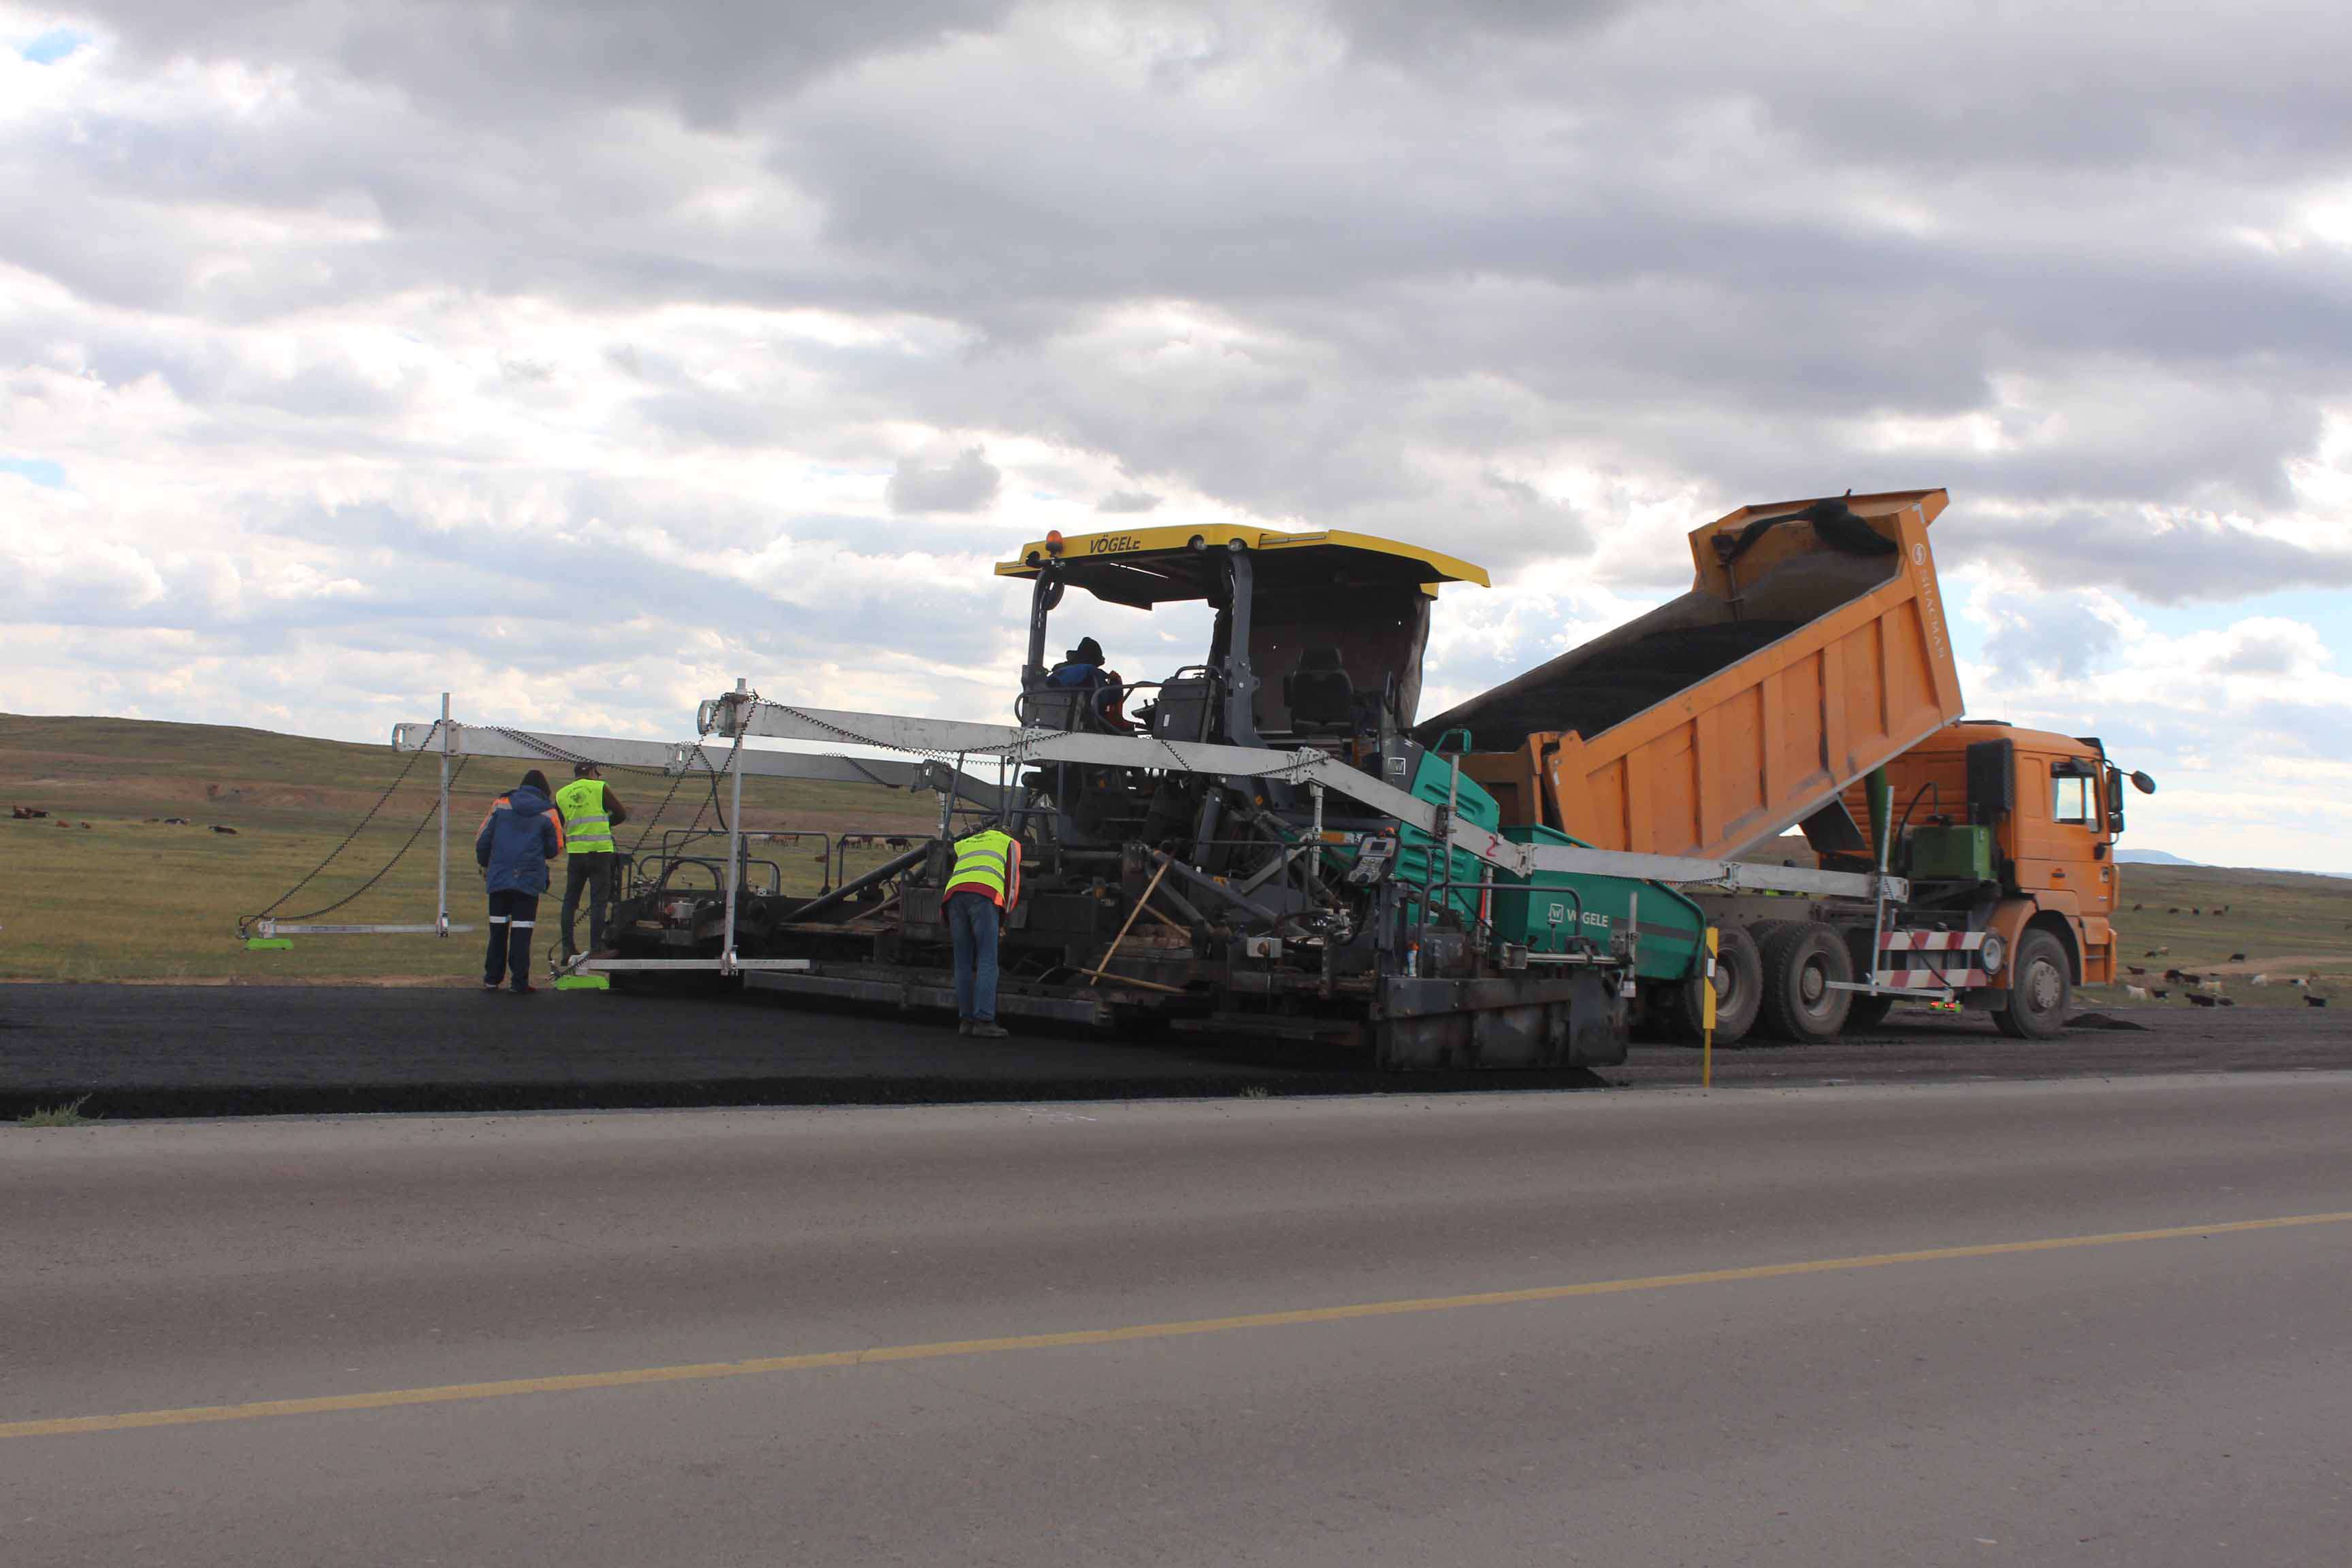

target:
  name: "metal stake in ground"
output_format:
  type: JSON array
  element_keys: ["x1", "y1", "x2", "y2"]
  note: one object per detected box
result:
[
  {"x1": 435, "y1": 692, "x2": 452, "y2": 938},
  {"x1": 722, "y1": 679, "x2": 748, "y2": 976}
]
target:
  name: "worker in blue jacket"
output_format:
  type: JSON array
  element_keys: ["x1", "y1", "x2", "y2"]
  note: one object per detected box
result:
[{"x1": 474, "y1": 768, "x2": 566, "y2": 993}]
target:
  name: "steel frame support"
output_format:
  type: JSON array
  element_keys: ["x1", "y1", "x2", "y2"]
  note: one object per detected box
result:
[
  {"x1": 255, "y1": 921, "x2": 481, "y2": 936},
  {"x1": 713, "y1": 699, "x2": 1908, "y2": 904}
]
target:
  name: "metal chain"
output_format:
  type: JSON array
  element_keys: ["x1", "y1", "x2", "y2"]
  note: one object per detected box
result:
[
  {"x1": 485, "y1": 725, "x2": 673, "y2": 777},
  {"x1": 268, "y1": 757, "x2": 473, "y2": 924},
  {"x1": 627, "y1": 745, "x2": 701, "y2": 856},
  {"x1": 242, "y1": 744, "x2": 431, "y2": 933}
]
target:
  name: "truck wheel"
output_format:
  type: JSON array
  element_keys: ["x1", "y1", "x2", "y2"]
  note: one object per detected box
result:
[
  {"x1": 1844, "y1": 994, "x2": 1896, "y2": 1033},
  {"x1": 1758, "y1": 922, "x2": 1855, "y2": 1043},
  {"x1": 1665, "y1": 924, "x2": 1763, "y2": 1046},
  {"x1": 1736, "y1": 921, "x2": 1794, "y2": 1045},
  {"x1": 1994, "y1": 929, "x2": 2071, "y2": 1040}
]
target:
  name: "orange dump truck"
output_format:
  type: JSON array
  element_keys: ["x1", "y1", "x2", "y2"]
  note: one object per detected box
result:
[{"x1": 1422, "y1": 489, "x2": 2151, "y2": 1043}]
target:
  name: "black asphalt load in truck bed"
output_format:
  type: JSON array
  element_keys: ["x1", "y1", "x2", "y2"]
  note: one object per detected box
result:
[
  {"x1": 3, "y1": 985, "x2": 2349, "y2": 1118},
  {"x1": 1428, "y1": 620, "x2": 1801, "y2": 747}
]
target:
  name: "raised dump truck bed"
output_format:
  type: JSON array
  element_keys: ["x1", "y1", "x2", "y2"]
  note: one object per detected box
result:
[{"x1": 1424, "y1": 489, "x2": 1963, "y2": 860}]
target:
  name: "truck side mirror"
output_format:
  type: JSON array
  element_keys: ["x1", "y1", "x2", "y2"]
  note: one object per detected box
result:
[{"x1": 2129, "y1": 770, "x2": 2156, "y2": 795}]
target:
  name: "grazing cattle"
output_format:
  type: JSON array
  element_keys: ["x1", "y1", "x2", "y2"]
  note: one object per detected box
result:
[
  {"x1": 2251, "y1": 975, "x2": 2270, "y2": 987},
  {"x1": 2132, "y1": 902, "x2": 2143, "y2": 911},
  {"x1": 2219, "y1": 996, "x2": 2238, "y2": 1007},
  {"x1": 2145, "y1": 947, "x2": 2169, "y2": 958},
  {"x1": 2188, "y1": 992, "x2": 2218, "y2": 1008},
  {"x1": 2151, "y1": 988, "x2": 2170, "y2": 999},
  {"x1": 11, "y1": 805, "x2": 49, "y2": 819},
  {"x1": 2191, "y1": 907, "x2": 2202, "y2": 916},
  {"x1": 2308, "y1": 996, "x2": 2330, "y2": 1009},
  {"x1": 210, "y1": 825, "x2": 239, "y2": 836},
  {"x1": 2229, "y1": 951, "x2": 2247, "y2": 962},
  {"x1": 2163, "y1": 968, "x2": 2185, "y2": 981},
  {"x1": 2126, "y1": 965, "x2": 2146, "y2": 976},
  {"x1": 2125, "y1": 984, "x2": 2151, "y2": 1000},
  {"x1": 2167, "y1": 906, "x2": 2180, "y2": 914},
  {"x1": 2214, "y1": 905, "x2": 2230, "y2": 916},
  {"x1": 2180, "y1": 972, "x2": 2204, "y2": 984}
]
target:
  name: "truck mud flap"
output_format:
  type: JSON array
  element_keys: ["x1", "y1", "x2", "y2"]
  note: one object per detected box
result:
[
  {"x1": 1372, "y1": 973, "x2": 1628, "y2": 1071},
  {"x1": 742, "y1": 968, "x2": 1115, "y2": 1027}
]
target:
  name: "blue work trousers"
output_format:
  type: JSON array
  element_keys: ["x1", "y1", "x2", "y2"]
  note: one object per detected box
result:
[
  {"x1": 947, "y1": 891, "x2": 1000, "y2": 1023},
  {"x1": 483, "y1": 889, "x2": 540, "y2": 990}
]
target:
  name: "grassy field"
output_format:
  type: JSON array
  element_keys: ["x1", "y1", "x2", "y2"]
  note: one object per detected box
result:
[
  {"x1": 1, "y1": 713, "x2": 941, "y2": 983},
  {"x1": 2090, "y1": 862, "x2": 2352, "y2": 1008}
]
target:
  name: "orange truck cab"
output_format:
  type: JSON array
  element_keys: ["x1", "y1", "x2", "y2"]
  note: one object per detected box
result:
[{"x1": 1859, "y1": 722, "x2": 2136, "y2": 1036}]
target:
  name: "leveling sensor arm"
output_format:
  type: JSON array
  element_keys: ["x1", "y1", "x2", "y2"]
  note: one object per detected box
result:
[{"x1": 704, "y1": 697, "x2": 1904, "y2": 903}]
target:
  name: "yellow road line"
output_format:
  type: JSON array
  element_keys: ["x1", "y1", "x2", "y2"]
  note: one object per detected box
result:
[{"x1": 9, "y1": 1209, "x2": 2349, "y2": 1442}]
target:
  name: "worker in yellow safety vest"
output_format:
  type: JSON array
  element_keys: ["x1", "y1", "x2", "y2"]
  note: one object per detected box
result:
[
  {"x1": 554, "y1": 763, "x2": 629, "y2": 965},
  {"x1": 943, "y1": 826, "x2": 1022, "y2": 1037}
]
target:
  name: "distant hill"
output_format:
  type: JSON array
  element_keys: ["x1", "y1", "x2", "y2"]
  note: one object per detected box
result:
[{"x1": 2116, "y1": 849, "x2": 2202, "y2": 866}]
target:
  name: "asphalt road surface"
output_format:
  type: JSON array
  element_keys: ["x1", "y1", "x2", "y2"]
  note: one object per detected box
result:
[
  {"x1": 5, "y1": 982, "x2": 2348, "y2": 1117},
  {"x1": 8, "y1": 1073, "x2": 2351, "y2": 1565}
]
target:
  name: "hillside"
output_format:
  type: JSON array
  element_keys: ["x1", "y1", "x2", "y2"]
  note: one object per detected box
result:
[{"x1": 0, "y1": 713, "x2": 941, "y2": 983}]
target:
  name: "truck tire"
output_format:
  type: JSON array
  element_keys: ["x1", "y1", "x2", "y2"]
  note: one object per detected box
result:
[
  {"x1": 1843, "y1": 994, "x2": 1896, "y2": 1034},
  {"x1": 1758, "y1": 921, "x2": 1855, "y2": 1043},
  {"x1": 1663, "y1": 924, "x2": 1763, "y2": 1046},
  {"x1": 1993, "y1": 928, "x2": 2071, "y2": 1040}
]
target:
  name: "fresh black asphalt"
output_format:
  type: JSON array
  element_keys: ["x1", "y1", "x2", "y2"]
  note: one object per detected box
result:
[{"x1": 4, "y1": 983, "x2": 2347, "y2": 1117}]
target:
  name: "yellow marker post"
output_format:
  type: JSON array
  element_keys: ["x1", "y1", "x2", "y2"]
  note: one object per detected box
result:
[{"x1": 1702, "y1": 926, "x2": 1718, "y2": 1089}]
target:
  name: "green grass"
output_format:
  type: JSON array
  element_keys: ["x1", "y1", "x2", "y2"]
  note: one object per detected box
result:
[
  {"x1": 16, "y1": 1096, "x2": 99, "y2": 1127},
  {"x1": 2091, "y1": 862, "x2": 2352, "y2": 1006},
  {"x1": 1, "y1": 713, "x2": 941, "y2": 983}
]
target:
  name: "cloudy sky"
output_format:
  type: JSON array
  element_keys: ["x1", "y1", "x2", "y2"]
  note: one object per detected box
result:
[{"x1": 5, "y1": 1, "x2": 2351, "y2": 867}]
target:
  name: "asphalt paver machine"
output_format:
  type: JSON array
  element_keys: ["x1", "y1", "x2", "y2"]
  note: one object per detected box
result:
[{"x1": 674, "y1": 525, "x2": 1899, "y2": 1067}]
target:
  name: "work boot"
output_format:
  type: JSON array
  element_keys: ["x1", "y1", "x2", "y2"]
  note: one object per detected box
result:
[
  {"x1": 968, "y1": 1021, "x2": 1009, "y2": 1039},
  {"x1": 956, "y1": 1018, "x2": 973, "y2": 1036}
]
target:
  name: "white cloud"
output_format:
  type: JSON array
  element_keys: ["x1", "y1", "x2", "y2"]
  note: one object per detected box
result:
[{"x1": 3, "y1": 1, "x2": 2351, "y2": 867}]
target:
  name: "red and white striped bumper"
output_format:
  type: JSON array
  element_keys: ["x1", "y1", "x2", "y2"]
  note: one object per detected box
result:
[{"x1": 1874, "y1": 928, "x2": 1995, "y2": 991}]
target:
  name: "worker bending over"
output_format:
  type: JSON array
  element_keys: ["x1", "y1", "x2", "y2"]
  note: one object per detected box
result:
[
  {"x1": 944, "y1": 824, "x2": 1022, "y2": 1038},
  {"x1": 554, "y1": 762, "x2": 629, "y2": 965},
  {"x1": 475, "y1": 769, "x2": 565, "y2": 994}
]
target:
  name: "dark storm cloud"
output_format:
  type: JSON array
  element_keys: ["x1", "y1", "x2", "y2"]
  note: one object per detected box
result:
[
  {"x1": 1957, "y1": 508, "x2": 2352, "y2": 604},
  {"x1": 74, "y1": 0, "x2": 1019, "y2": 127},
  {"x1": 885, "y1": 447, "x2": 1001, "y2": 514}
]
